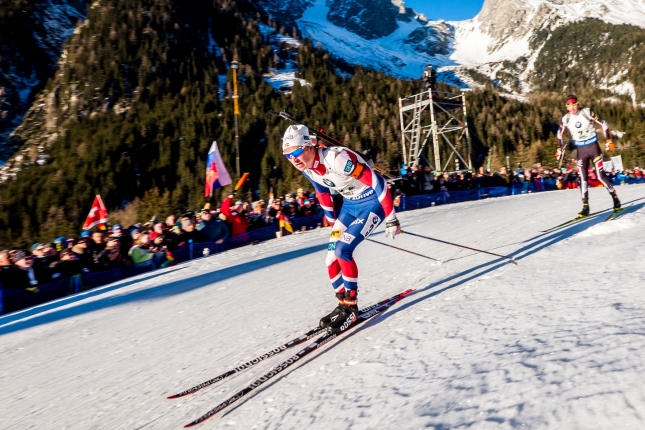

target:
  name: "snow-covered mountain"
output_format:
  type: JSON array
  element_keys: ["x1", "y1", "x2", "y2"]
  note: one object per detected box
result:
[{"x1": 254, "y1": 0, "x2": 645, "y2": 95}]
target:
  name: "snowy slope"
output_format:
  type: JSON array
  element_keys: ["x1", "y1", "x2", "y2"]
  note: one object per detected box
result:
[{"x1": 2, "y1": 185, "x2": 645, "y2": 428}]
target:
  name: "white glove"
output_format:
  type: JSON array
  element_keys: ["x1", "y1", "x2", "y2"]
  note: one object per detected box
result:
[{"x1": 385, "y1": 219, "x2": 401, "y2": 239}]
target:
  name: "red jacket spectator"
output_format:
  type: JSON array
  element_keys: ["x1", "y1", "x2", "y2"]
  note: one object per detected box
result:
[{"x1": 221, "y1": 195, "x2": 249, "y2": 237}]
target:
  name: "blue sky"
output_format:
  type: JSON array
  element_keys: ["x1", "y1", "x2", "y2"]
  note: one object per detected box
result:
[{"x1": 404, "y1": 0, "x2": 484, "y2": 21}]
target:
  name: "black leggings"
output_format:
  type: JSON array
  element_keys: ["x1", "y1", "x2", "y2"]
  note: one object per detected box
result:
[{"x1": 576, "y1": 143, "x2": 615, "y2": 201}]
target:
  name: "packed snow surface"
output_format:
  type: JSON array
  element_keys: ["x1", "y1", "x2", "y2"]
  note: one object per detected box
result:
[{"x1": 2, "y1": 185, "x2": 645, "y2": 429}]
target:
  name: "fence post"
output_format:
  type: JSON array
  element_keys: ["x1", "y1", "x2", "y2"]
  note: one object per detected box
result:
[
  {"x1": 73, "y1": 275, "x2": 80, "y2": 294},
  {"x1": 189, "y1": 239, "x2": 193, "y2": 260}
]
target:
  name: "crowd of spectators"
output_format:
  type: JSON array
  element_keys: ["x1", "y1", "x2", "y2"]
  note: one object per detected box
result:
[
  {"x1": 2, "y1": 162, "x2": 644, "y2": 296},
  {"x1": 0, "y1": 191, "x2": 324, "y2": 294},
  {"x1": 390, "y1": 162, "x2": 645, "y2": 197}
]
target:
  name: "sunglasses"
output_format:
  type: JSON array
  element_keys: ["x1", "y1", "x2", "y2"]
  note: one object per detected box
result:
[
  {"x1": 284, "y1": 147, "x2": 305, "y2": 160},
  {"x1": 565, "y1": 102, "x2": 578, "y2": 107}
]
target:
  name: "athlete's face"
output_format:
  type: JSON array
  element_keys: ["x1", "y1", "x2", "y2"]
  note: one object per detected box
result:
[
  {"x1": 284, "y1": 146, "x2": 315, "y2": 171},
  {"x1": 566, "y1": 102, "x2": 579, "y2": 115}
]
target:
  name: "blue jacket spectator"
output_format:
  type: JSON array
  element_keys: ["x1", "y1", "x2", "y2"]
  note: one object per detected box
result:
[{"x1": 196, "y1": 208, "x2": 229, "y2": 243}]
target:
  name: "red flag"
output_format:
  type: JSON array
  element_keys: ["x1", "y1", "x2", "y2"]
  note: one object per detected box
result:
[{"x1": 82, "y1": 195, "x2": 109, "y2": 230}]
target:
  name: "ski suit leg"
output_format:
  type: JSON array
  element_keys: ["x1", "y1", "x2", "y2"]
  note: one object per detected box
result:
[
  {"x1": 577, "y1": 144, "x2": 615, "y2": 201},
  {"x1": 576, "y1": 147, "x2": 592, "y2": 201},
  {"x1": 326, "y1": 218, "x2": 348, "y2": 293},
  {"x1": 330, "y1": 198, "x2": 386, "y2": 293},
  {"x1": 592, "y1": 155, "x2": 615, "y2": 194}
]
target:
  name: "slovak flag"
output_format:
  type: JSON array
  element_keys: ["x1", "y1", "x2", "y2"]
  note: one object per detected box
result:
[
  {"x1": 82, "y1": 195, "x2": 109, "y2": 230},
  {"x1": 205, "y1": 141, "x2": 232, "y2": 197}
]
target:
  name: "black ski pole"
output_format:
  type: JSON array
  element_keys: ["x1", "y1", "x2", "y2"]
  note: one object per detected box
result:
[
  {"x1": 558, "y1": 136, "x2": 571, "y2": 169},
  {"x1": 366, "y1": 238, "x2": 441, "y2": 262},
  {"x1": 402, "y1": 231, "x2": 517, "y2": 265}
]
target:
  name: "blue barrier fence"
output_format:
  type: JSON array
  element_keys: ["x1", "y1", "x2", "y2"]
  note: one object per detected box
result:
[
  {"x1": 0, "y1": 213, "x2": 324, "y2": 314},
  {"x1": 2, "y1": 176, "x2": 643, "y2": 315}
]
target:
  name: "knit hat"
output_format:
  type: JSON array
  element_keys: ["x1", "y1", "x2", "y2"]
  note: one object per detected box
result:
[
  {"x1": 30, "y1": 243, "x2": 42, "y2": 252},
  {"x1": 149, "y1": 232, "x2": 163, "y2": 241},
  {"x1": 111, "y1": 224, "x2": 122, "y2": 232},
  {"x1": 282, "y1": 125, "x2": 313, "y2": 150},
  {"x1": 13, "y1": 249, "x2": 32, "y2": 262},
  {"x1": 80, "y1": 231, "x2": 91, "y2": 237}
]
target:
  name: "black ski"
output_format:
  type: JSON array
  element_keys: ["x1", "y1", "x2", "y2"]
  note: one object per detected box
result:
[
  {"x1": 183, "y1": 289, "x2": 414, "y2": 427},
  {"x1": 168, "y1": 289, "x2": 413, "y2": 399},
  {"x1": 604, "y1": 204, "x2": 633, "y2": 222},
  {"x1": 539, "y1": 208, "x2": 610, "y2": 233}
]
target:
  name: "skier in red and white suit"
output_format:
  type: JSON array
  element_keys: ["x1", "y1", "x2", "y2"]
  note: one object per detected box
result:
[
  {"x1": 556, "y1": 94, "x2": 620, "y2": 216},
  {"x1": 282, "y1": 124, "x2": 401, "y2": 333}
]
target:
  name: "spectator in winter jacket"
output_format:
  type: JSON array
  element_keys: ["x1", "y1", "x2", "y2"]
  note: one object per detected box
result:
[
  {"x1": 49, "y1": 249, "x2": 83, "y2": 280},
  {"x1": 283, "y1": 202, "x2": 298, "y2": 219},
  {"x1": 148, "y1": 232, "x2": 173, "y2": 268},
  {"x1": 2, "y1": 250, "x2": 44, "y2": 292},
  {"x1": 153, "y1": 222, "x2": 166, "y2": 235},
  {"x1": 297, "y1": 199, "x2": 316, "y2": 217},
  {"x1": 196, "y1": 209, "x2": 229, "y2": 243},
  {"x1": 0, "y1": 250, "x2": 11, "y2": 285},
  {"x1": 33, "y1": 243, "x2": 58, "y2": 272},
  {"x1": 246, "y1": 202, "x2": 267, "y2": 231},
  {"x1": 266, "y1": 199, "x2": 282, "y2": 224},
  {"x1": 296, "y1": 188, "x2": 308, "y2": 206},
  {"x1": 173, "y1": 216, "x2": 206, "y2": 248},
  {"x1": 129, "y1": 233, "x2": 154, "y2": 267},
  {"x1": 220, "y1": 195, "x2": 249, "y2": 236},
  {"x1": 72, "y1": 237, "x2": 94, "y2": 271},
  {"x1": 95, "y1": 238, "x2": 131, "y2": 270},
  {"x1": 91, "y1": 231, "x2": 106, "y2": 254},
  {"x1": 165, "y1": 214, "x2": 177, "y2": 229}
]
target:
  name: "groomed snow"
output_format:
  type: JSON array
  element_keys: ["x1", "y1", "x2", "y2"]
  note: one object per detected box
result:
[{"x1": 1, "y1": 185, "x2": 645, "y2": 428}]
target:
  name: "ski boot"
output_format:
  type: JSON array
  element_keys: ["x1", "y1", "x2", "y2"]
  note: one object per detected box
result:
[
  {"x1": 319, "y1": 290, "x2": 359, "y2": 334},
  {"x1": 611, "y1": 192, "x2": 621, "y2": 210},
  {"x1": 578, "y1": 200, "x2": 589, "y2": 217}
]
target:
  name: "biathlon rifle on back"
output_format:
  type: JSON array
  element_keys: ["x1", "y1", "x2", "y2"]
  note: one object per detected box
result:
[{"x1": 268, "y1": 110, "x2": 398, "y2": 181}]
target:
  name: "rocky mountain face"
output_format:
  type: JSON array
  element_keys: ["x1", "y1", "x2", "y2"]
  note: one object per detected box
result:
[
  {"x1": 252, "y1": 0, "x2": 645, "y2": 102},
  {"x1": 326, "y1": 0, "x2": 402, "y2": 40},
  {"x1": 0, "y1": 0, "x2": 86, "y2": 161}
]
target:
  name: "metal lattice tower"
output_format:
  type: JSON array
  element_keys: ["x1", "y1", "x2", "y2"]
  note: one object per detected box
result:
[{"x1": 399, "y1": 89, "x2": 473, "y2": 172}]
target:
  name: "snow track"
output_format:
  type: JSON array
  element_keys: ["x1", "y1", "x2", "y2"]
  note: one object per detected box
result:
[{"x1": 1, "y1": 185, "x2": 645, "y2": 429}]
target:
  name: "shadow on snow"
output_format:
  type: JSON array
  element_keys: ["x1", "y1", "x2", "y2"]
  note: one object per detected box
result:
[{"x1": 0, "y1": 243, "x2": 328, "y2": 336}]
